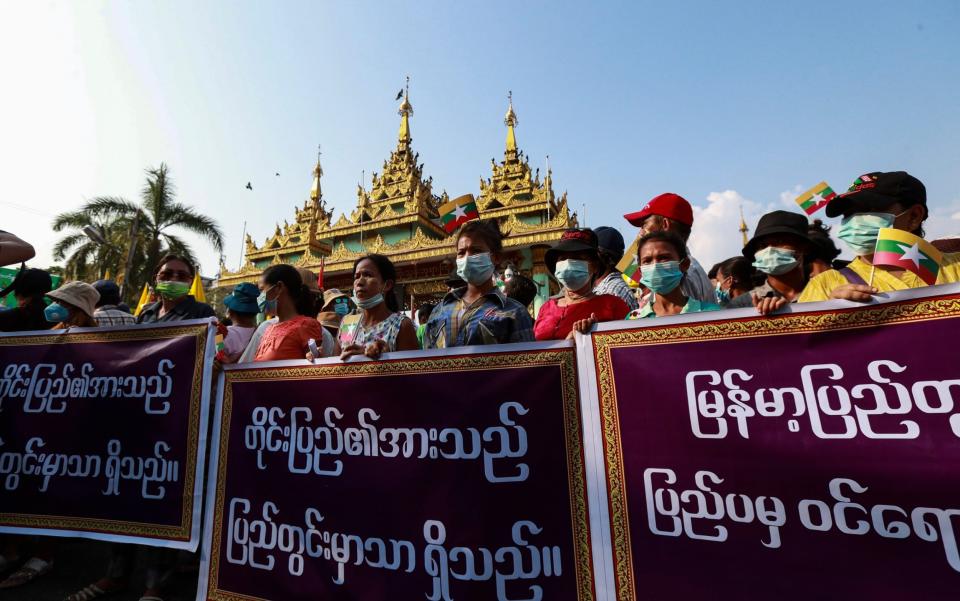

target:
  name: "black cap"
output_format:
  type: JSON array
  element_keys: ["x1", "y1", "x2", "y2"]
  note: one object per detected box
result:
[
  {"x1": 545, "y1": 228, "x2": 600, "y2": 273},
  {"x1": 92, "y1": 279, "x2": 121, "y2": 305},
  {"x1": 825, "y1": 171, "x2": 926, "y2": 218},
  {"x1": 742, "y1": 211, "x2": 812, "y2": 258},
  {"x1": 594, "y1": 226, "x2": 625, "y2": 255}
]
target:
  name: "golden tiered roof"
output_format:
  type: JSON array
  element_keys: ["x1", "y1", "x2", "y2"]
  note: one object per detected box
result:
[{"x1": 217, "y1": 89, "x2": 577, "y2": 288}]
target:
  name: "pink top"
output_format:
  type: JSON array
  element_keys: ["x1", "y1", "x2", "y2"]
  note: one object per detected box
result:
[
  {"x1": 254, "y1": 316, "x2": 323, "y2": 362},
  {"x1": 534, "y1": 294, "x2": 630, "y2": 341}
]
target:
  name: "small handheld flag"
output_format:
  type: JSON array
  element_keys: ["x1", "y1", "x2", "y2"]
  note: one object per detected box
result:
[
  {"x1": 795, "y1": 182, "x2": 836, "y2": 215},
  {"x1": 616, "y1": 235, "x2": 641, "y2": 285},
  {"x1": 438, "y1": 194, "x2": 480, "y2": 234},
  {"x1": 134, "y1": 283, "x2": 151, "y2": 316},
  {"x1": 189, "y1": 272, "x2": 206, "y2": 302},
  {"x1": 872, "y1": 228, "x2": 943, "y2": 285}
]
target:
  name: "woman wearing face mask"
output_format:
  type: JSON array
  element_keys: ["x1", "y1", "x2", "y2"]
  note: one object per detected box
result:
[
  {"x1": 44, "y1": 281, "x2": 100, "y2": 329},
  {"x1": 253, "y1": 264, "x2": 324, "y2": 362},
  {"x1": 712, "y1": 257, "x2": 754, "y2": 306},
  {"x1": 800, "y1": 171, "x2": 960, "y2": 302},
  {"x1": 627, "y1": 231, "x2": 721, "y2": 319},
  {"x1": 728, "y1": 211, "x2": 813, "y2": 315},
  {"x1": 337, "y1": 254, "x2": 418, "y2": 360},
  {"x1": 423, "y1": 220, "x2": 533, "y2": 348},
  {"x1": 534, "y1": 228, "x2": 630, "y2": 340},
  {"x1": 136, "y1": 255, "x2": 215, "y2": 323}
]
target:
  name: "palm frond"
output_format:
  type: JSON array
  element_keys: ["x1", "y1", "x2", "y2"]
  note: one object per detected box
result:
[
  {"x1": 158, "y1": 203, "x2": 225, "y2": 252},
  {"x1": 52, "y1": 233, "x2": 89, "y2": 260}
]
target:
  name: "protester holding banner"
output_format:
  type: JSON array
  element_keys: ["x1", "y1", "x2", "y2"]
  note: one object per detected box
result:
[
  {"x1": 627, "y1": 231, "x2": 721, "y2": 319},
  {"x1": 423, "y1": 219, "x2": 533, "y2": 348},
  {"x1": 137, "y1": 255, "x2": 216, "y2": 323},
  {"x1": 712, "y1": 256, "x2": 753, "y2": 306},
  {"x1": 799, "y1": 171, "x2": 960, "y2": 302},
  {"x1": 534, "y1": 228, "x2": 630, "y2": 340},
  {"x1": 727, "y1": 210, "x2": 812, "y2": 314},
  {"x1": 0, "y1": 267, "x2": 52, "y2": 331},
  {"x1": 45, "y1": 281, "x2": 100, "y2": 329},
  {"x1": 592, "y1": 226, "x2": 640, "y2": 310},
  {"x1": 624, "y1": 193, "x2": 716, "y2": 304},
  {"x1": 338, "y1": 253, "x2": 418, "y2": 359},
  {"x1": 252, "y1": 264, "x2": 325, "y2": 362},
  {"x1": 220, "y1": 282, "x2": 259, "y2": 363}
]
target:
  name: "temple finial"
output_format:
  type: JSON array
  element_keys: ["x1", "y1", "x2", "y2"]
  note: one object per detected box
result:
[
  {"x1": 504, "y1": 90, "x2": 518, "y2": 153},
  {"x1": 310, "y1": 144, "x2": 323, "y2": 201},
  {"x1": 398, "y1": 76, "x2": 413, "y2": 145},
  {"x1": 739, "y1": 205, "x2": 749, "y2": 247}
]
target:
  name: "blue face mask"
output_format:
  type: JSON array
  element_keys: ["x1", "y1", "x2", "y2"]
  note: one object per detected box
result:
[
  {"x1": 44, "y1": 302, "x2": 70, "y2": 323},
  {"x1": 554, "y1": 259, "x2": 593, "y2": 291},
  {"x1": 353, "y1": 293, "x2": 384, "y2": 310},
  {"x1": 257, "y1": 285, "x2": 278, "y2": 315},
  {"x1": 640, "y1": 261, "x2": 684, "y2": 294},
  {"x1": 837, "y1": 212, "x2": 898, "y2": 256},
  {"x1": 333, "y1": 298, "x2": 351, "y2": 316},
  {"x1": 456, "y1": 252, "x2": 495, "y2": 286},
  {"x1": 715, "y1": 282, "x2": 731, "y2": 305},
  {"x1": 752, "y1": 246, "x2": 800, "y2": 276}
]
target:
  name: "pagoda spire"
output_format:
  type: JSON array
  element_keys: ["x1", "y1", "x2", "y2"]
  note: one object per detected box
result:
[
  {"x1": 310, "y1": 144, "x2": 323, "y2": 202},
  {"x1": 738, "y1": 205, "x2": 749, "y2": 247},
  {"x1": 397, "y1": 76, "x2": 413, "y2": 147},
  {"x1": 504, "y1": 90, "x2": 518, "y2": 155}
]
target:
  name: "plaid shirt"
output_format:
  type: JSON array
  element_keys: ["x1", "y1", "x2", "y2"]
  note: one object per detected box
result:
[
  {"x1": 593, "y1": 271, "x2": 640, "y2": 310},
  {"x1": 424, "y1": 287, "x2": 533, "y2": 349},
  {"x1": 94, "y1": 306, "x2": 137, "y2": 326}
]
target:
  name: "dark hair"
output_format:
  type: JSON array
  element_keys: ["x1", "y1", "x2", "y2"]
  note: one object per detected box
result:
[
  {"x1": 262, "y1": 264, "x2": 314, "y2": 316},
  {"x1": 154, "y1": 254, "x2": 195, "y2": 278},
  {"x1": 97, "y1": 289, "x2": 120, "y2": 307},
  {"x1": 504, "y1": 274, "x2": 537, "y2": 308},
  {"x1": 457, "y1": 219, "x2": 503, "y2": 254},
  {"x1": 707, "y1": 262, "x2": 722, "y2": 280},
  {"x1": 717, "y1": 256, "x2": 754, "y2": 291},
  {"x1": 352, "y1": 254, "x2": 400, "y2": 312},
  {"x1": 1, "y1": 267, "x2": 52, "y2": 300},
  {"x1": 417, "y1": 303, "x2": 436, "y2": 323},
  {"x1": 806, "y1": 219, "x2": 842, "y2": 264},
  {"x1": 637, "y1": 231, "x2": 689, "y2": 262},
  {"x1": 659, "y1": 216, "x2": 692, "y2": 242}
]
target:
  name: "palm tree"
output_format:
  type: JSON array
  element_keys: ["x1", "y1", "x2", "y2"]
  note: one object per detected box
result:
[
  {"x1": 52, "y1": 163, "x2": 224, "y2": 300},
  {"x1": 51, "y1": 214, "x2": 133, "y2": 282}
]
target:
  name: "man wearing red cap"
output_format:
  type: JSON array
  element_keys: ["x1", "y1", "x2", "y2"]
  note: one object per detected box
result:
[{"x1": 624, "y1": 193, "x2": 716, "y2": 304}]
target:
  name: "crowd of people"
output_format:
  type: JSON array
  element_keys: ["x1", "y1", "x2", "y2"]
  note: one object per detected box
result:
[{"x1": 0, "y1": 169, "x2": 958, "y2": 599}]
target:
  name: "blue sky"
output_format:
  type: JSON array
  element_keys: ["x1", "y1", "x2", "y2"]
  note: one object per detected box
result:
[{"x1": 2, "y1": 0, "x2": 959, "y2": 276}]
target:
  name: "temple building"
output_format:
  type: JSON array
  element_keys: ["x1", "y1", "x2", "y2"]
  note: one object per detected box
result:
[{"x1": 217, "y1": 87, "x2": 577, "y2": 315}]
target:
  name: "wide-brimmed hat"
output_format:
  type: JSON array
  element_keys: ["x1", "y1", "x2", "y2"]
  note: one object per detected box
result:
[
  {"x1": 825, "y1": 171, "x2": 926, "y2": 218},
  {"x1": 316, "y1": 310, "x2": 341, "y2": 331},
  {"x1": 47, "y1": 281, "x2": 100, "y2": 318},
  {"x1": 224, "y1": 282, "x2": 259, "y2": 314},
  {"x1": 624, "y1": 193, "x2": 694, "y2": 228},
  {"x1": 322, "y1": 288, "x2": 349, "y2": 310},
  {"x1": 545, "y1": 228, "x2": 600, "y2": 273},
  {"x1": 742, "y1": 210, "x2": 812, "y2": 258}
]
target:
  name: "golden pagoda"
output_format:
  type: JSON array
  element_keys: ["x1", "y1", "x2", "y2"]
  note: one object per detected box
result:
[{"x1": 218, "y1": 87, "x2": 577, "y2": 313}]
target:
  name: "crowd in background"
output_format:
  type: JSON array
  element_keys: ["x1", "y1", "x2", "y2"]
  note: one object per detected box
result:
[{"x1": 1, "y1": 169, "x2": 959, "y2": 598}]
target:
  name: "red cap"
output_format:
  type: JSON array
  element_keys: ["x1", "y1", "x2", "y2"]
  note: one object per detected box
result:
[{"x1": 624, "y1": 193, "x2": 694, "y2": 228}]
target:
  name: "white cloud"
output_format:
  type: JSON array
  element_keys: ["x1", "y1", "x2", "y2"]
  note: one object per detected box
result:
[{"x1": 952, "y1": 211, "x2": 960, "y2": 221}]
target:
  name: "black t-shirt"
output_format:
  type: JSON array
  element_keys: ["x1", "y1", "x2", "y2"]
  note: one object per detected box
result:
[
  {"x1": 0, "y1": 298, "x2": 49, "y2": 332},
  {"x1": 136, "y1": 295, "x2": 216, "y2": 323}
]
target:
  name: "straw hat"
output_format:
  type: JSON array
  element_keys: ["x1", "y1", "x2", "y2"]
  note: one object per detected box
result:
[{"x1": 47, "y1": 281, "x2": 100, "y2": 318}]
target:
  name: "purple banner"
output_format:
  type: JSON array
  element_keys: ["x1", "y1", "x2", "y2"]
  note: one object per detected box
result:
[
  {"x1": 0, "y1": 320, "x2": 215, "y2": 550},
  {"x1": 587, "y1": 289, "x2": 960, "y2": 600},
  {"x1": 199, "y1": 345, "x2": 595, "y2": 600}
]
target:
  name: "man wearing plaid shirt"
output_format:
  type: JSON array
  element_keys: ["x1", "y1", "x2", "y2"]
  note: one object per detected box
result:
[{"x1": 92, "y1": 280, "x2": 137, "y2": 326}]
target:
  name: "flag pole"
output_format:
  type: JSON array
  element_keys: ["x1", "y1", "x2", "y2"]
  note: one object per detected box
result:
[{"x1": 868, "y1": 263, "x2": 876, "y2": 287}]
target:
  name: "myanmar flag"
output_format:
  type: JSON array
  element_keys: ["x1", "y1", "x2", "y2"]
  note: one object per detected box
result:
[
  {"x1": 617, "y1": 235, "x2": 641, "y2": 286},
  {"x1": 794, "y1": 181, "x2": 836, "y2": 215},
  {"x1": 872, "y1": 228, "x2": 943, "y2": 285},
  {"x1": 439, "y1": 194, "x2": 480, "y2": 234}
]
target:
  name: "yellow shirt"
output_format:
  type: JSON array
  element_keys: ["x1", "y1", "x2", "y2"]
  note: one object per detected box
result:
[{"x1": 798, "y1": 252, "x2": 960, "y2": 302}]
